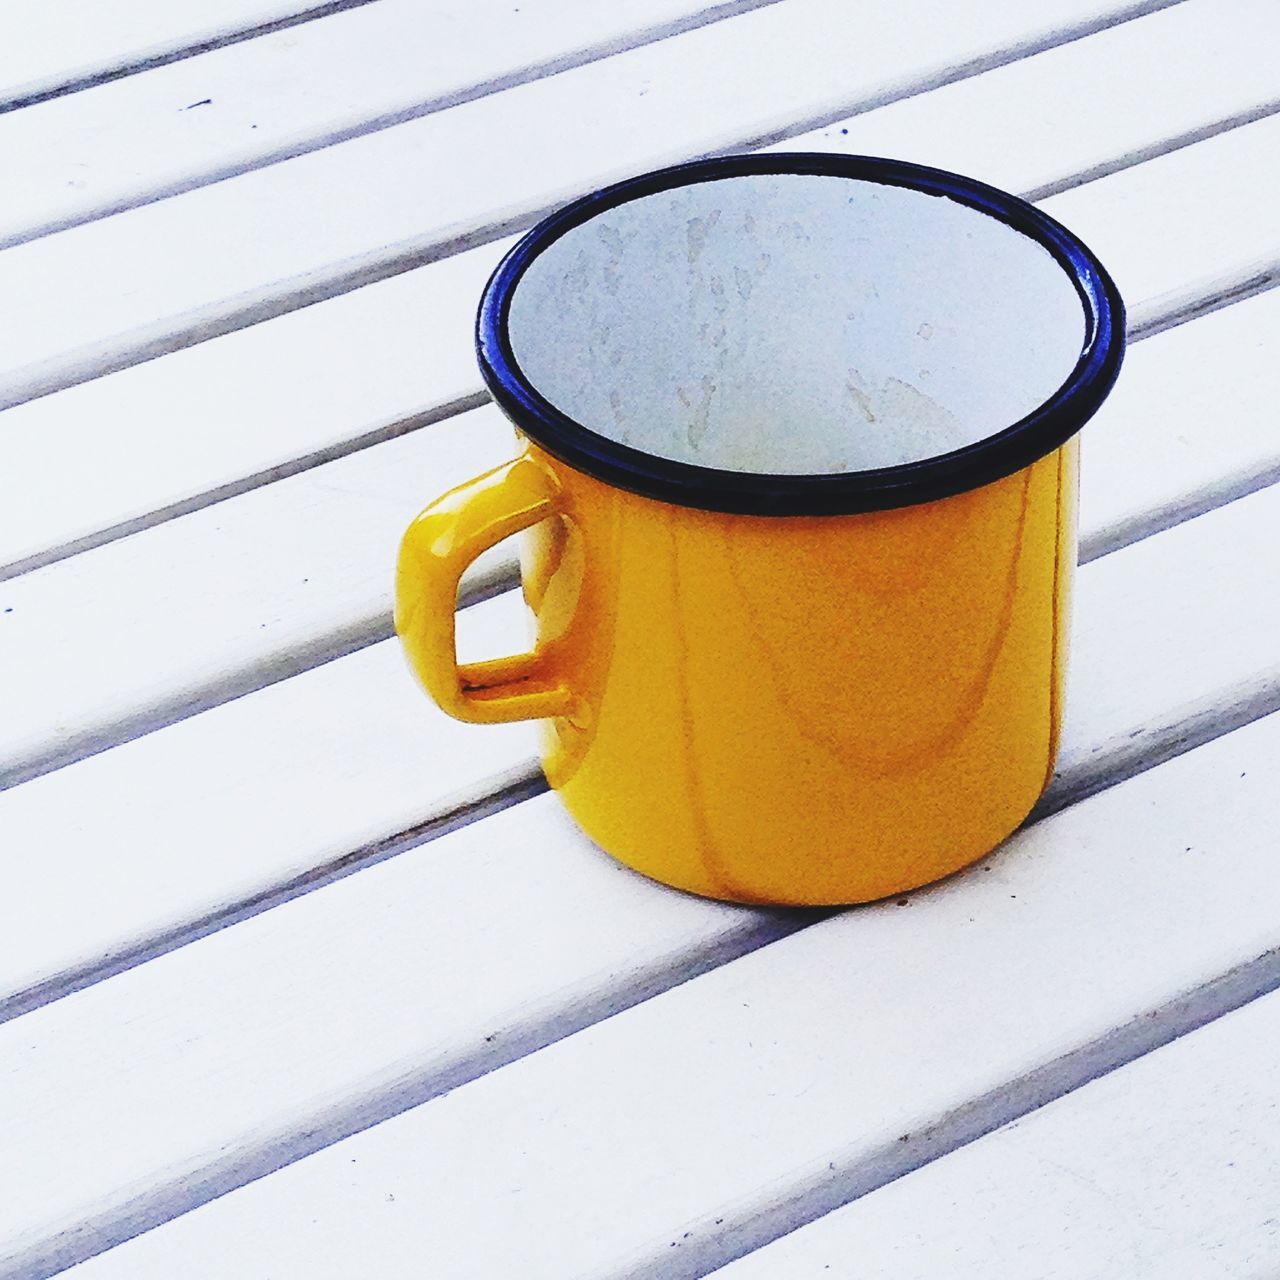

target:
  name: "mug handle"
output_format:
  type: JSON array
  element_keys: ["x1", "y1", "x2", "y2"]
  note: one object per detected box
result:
[{"x1": 395, "y1": 453, "x2": 583, "y2": 725}]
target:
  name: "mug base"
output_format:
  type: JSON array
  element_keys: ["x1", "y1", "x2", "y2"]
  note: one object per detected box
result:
[{"x1": 557, "y1": 789, "x2": 1043, "y2": 908}]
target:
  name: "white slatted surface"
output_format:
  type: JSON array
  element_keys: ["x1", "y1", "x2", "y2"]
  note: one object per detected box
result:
[
  {"x1": 712, "y1": 985, "x2": 1280, "y2": 1278},
  {"x1": 5, "y1": 1, "x2": 1280, "y2": 1277},
  {"x1": 0, "y1": 0, "x2": 1269, "y2": 567},
  {"x1": 0, "y1": 402, "x2": 519, "y2": 787},
  {"x1": 0, "y1": 0, "x2": 374, "y2": 111},
  {"x1": 55, "y1": 702, "x2": 1280, "y2": 1280},
  {"x1": 2, "y1": 0, "x2": 1258, "y2": 582},
  {"x1": 0, "y1": 599, "x2": 540, "y2": 1017},
  {"x1": 9, "y1": 446, "x2": 1280, "y2": 1275},
  {"x1": 0, "y1": 0, "x2": 1174, "y2": 407},
  {"x1": 0, "y1": 240, "x2": 502, "y2": 576},
  {"x1": 0, "y1": 0, "x2": 778, "y2": 247},
  {"x1": 1080, "y1": 286, "x2": 1280, "y2": 561},
  {"x1": 7, "y1": 25, "x2": 1280, "y2": 796}
]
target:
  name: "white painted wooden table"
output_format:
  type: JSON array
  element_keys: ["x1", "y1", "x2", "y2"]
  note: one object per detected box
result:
[{"x1": 2, "y1": 1, "x2": 1279, "y2": 1275}]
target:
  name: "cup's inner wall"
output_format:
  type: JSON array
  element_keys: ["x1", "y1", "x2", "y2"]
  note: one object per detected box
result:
[{"x1": 505, "y1": 174, "x2": 1089, "y2": 476}]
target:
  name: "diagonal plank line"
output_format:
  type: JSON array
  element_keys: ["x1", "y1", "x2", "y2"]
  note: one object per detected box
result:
[
  {"x1": 0, "y1": 0, "x2": 1187, "y2": 413},
  {"x1": 0, "y1": 390, "x2": 491, "y2": 585},
  {"x1": 613, "y1": 932, "x2": 1280, "y2": 1280},
  {"x1": 1073, "y1": 254, "x2": 1280, "y2": 561},
  {"x1": 715, "y1": 0, "x2": 1186, "y2": 154},
  {"x1": 0, "y1": 0, "x2": 792, "y2": 250},
  {"x1": 0, "y1": 544, "x2": 516, "y2": 792},
  {"x1": 0, "y1": 761, "x2": 550, "y2": 1026},
  {"x1": 1125, "y1": 251, "x2": 1280, "y2": 342},
  {"x1": 7, "y1": 900, "x2": 814, "y2": 1280},
  {"x1": 0, "y1": 0, "x2": 384, "y2": 115},
  {"x1": 1080, "y1": 459, "x2": 1280, "y2": 565},
  {"x1": 1022, "y1": 95, "x2": 1280, "y2": 202}
]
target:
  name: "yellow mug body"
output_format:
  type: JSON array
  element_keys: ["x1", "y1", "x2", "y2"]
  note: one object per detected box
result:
[
  {"x1": 395, "y1": 155, "x2": 1123, "y2": 905},
  {"x1": 398, "y1": 436, "x2": 1077, "y2": 904}
]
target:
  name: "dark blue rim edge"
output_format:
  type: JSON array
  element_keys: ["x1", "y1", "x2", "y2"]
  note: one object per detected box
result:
[{"x1": 476, "y1": 153, "x2": 1126, "y2": 516}]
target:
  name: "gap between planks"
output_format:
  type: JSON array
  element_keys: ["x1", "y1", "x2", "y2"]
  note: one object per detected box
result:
[
  {"x1": 708, "y1": 982, "x2": 1280, "y2": 1279},
  {"x1": 0, "y1": 760, "x2": 548, "y2": 1025},
  {"x1": 617, "y1": 922, "x2": 1280, "y2": 1280},
  {"x1": 0, "y1": 0, "x2": 793, "y2": 249},
  {"x1": 0, "y1": 0, "x2": 1186, "y2": 411},
  {"x1": 0, "y1": 0, "x2": 384, "y2": 115},
  {"x1": 0, "y1": 389, "x2": 490, "y2": 584}
]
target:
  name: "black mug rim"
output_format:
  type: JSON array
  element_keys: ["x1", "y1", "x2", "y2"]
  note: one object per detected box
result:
[{"x1": 476, "y1": 153, "x2": 1125, "y2": 516}]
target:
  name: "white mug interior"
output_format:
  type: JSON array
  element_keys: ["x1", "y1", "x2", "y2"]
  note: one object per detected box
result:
[{"x1": 505, "y1": 172, "x2": 1089, "y2": 476}]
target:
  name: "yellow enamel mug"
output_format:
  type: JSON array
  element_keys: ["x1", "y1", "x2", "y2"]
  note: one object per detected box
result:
[{"x1": 396, "y1": 154, "x2": 1125, "y2": 906}]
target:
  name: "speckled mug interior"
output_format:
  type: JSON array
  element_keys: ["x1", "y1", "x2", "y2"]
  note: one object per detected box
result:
[{"x1": 506, "y1": 173, "x2": 1088, "y2": 475}]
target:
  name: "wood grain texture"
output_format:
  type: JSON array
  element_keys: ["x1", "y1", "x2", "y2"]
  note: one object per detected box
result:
[
  {"x1": 0, "y1": 0, "x2": 1270, "y2": 575},
  {"x1": 0, "y1": 0, "x2": 1177, "y2": 406},
  {"x1": 0, "y1": 0, "x2": 782, "y2": 247},
  {"x1": 9, "y1": 475, "x2": 1280, "y2": 1276},
  {"x1": 712, "y1": 985, "x2": 1280, "y2": 1278},
  {"x1": 3, "y1": 112, "x2": 1278, "y2": 791},
  {"x1": 0, "y1": 0, "x2": 378, "y2": 112}
]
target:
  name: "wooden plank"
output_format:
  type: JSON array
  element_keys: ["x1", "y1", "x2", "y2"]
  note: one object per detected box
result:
[
  {"x1": 0, "y1": 0, "x2": 779, "y2": 248},
  {"x1": 1080, "y1": 286, "x2": 1280, "y2": 562},
  {"x1": 1042, "y1": 113, "x2": 1280, "y2": 319},
  {"x1": 0, "y1": 0, "x2": 377, "y2": 112},
  {"x1": 712, "y1": 987, "x2": 1280, "y2": 1278},
  {"x1": 0, "y1": 400, "x2": 519, "y2": 789},
  {"x1": 0, "y1": 0, "x2": 1271, "y2": 578},
  {"x1": 0, "y1": 0, "x2": 1179, "y2": 406},
  {"x1": 1049, "y1": 468, "x2": 1280, "y2": 815},
  {"x1": 0, "y1": 793, "x2": 785, "y2": 1277},
  {"x1": 7, "y1": 471, "x2": 1280, "y2": 1276},
  {"x1": 3, "y1": 113, "x2": 1278, "y2": 790},
  {"x1": 769, "y1": 0, "x2": 1280, "y2": 200},
  {"x1": 0, "y1": 239, "x2": 507, "y2": 578},
  {"x1": 0, "y1": 593, "x2": 540, "y2": 1017}
]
